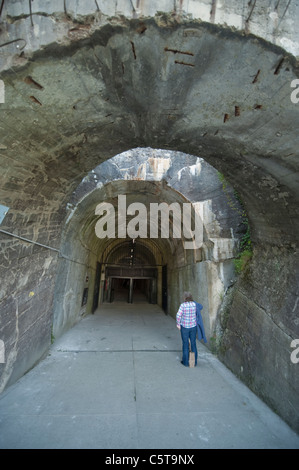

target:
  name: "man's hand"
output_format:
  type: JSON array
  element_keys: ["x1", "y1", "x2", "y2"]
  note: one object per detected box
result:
[{"x1": 177, "y1": 324, "x2": 181, "y2": 330}]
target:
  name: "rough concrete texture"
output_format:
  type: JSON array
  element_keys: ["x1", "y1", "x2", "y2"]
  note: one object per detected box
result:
[{"x1": 0, "y1": 0, "x2": 298, "y2": 434}]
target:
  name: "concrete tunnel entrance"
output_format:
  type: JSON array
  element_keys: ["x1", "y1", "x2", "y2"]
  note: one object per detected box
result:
[
  {"x1": 52, "y1": 149, "x2": 244, "y2": 348},
  {"x1": 1, "y1": 5, "x2": 298, "y2": 432}
]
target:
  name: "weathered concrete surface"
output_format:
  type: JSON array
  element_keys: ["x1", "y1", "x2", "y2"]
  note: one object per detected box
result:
[
  {"x1": 218, "y1": 246, "x2": 299, "y2": 432},
  {"x1": 1, "y1": 0, "x2": 298, "y2": 68},
  {"x1": 0, "y1": 2, "x2": 298, "y2": 433},
  {"x1": 0, "y1": 302, "x2": 298, "y2": 449}
]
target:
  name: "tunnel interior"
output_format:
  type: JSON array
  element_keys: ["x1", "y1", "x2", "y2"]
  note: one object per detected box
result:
[
  {"x1": 0, "y1": 7, "x2": 298, "y2": 433},
  {"x1": 52, "y1": 148, "x2": 243, "y2": 346}
]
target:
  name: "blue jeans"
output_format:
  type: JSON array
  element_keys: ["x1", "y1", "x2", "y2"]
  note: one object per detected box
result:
[{"x1": 180, "y1": 326, "x2": 197, "y2": 366}]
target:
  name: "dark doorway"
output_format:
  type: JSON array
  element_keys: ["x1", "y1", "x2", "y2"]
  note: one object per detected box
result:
[{"x1": 107, "y1": 276, "x2": 156, "y2": 304}]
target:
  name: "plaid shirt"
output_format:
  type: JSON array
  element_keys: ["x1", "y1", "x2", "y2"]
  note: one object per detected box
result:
[{"x1": 176, "y1": 301, "x2": 197, "y2": 328}]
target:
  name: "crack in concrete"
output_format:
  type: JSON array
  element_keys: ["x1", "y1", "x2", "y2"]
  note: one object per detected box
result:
[{"x1": 238, "y1": 288, "x2": 294, "y2": 340}]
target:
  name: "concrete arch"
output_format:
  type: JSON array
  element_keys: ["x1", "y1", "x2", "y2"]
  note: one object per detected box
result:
[
  {"x1": 53, "y1": 149, "x2": 242, "y2": 343},
  {"x1": 0, "y1": 3, "x2": 298, "y2": 431}
]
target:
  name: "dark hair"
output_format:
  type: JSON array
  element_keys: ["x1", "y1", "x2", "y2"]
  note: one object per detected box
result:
[{"x1": 183, "y1": 291, "x2": 193, "y2": 302}]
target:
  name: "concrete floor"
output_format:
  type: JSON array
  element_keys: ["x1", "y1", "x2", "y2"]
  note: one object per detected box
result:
[{"x1": 0, "y1": 300, "x2": 298, "y2": 449}]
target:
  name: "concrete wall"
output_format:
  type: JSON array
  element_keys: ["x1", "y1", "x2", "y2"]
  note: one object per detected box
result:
[
  {"x1": 168, "y1": 261, "x2": 227, "y2": 341},
  {"x1": 1, "y1": 0, "x2": 298, "y2": 66}
]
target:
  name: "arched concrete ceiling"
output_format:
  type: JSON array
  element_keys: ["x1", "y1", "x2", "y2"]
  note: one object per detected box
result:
[
  {"x1": 61, "y1": 148, "x2": 244, "y2": 269},
  {"x1": 61, "y1": 179, "x2": 199, "y2": 262},
  {"x1": 0, "y1": 14, "x2": 298, "y2": 249}
]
